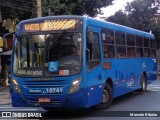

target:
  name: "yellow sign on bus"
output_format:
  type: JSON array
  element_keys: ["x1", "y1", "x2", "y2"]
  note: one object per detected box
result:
[{"x1": 24, "y1": 19, "x2": 78, "y2": 32}]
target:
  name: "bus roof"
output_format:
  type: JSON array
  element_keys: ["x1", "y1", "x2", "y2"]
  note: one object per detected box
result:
[
  {"x1": 84, "y1": 17, "x2": 155, "y2": 39},
  {"x1": 17, "y1": 15, "x2": 155, "y2": 39}
]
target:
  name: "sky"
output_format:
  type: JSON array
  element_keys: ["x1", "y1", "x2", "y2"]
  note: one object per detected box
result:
[{"x1": 100, "y1": 0, "x2": 134, "y2": 17}]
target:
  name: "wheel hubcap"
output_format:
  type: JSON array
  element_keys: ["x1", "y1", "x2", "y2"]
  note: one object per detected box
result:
[
  {"x1": 103, "y1": 89, "x2": 109, "y2": 103},
  {"x1": 142, "y1": 79, "x2": 145, "y2": 91}
]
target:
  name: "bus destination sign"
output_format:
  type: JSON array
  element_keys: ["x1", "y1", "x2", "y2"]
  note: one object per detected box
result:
[{"x1": 23, "y1": 19, "x2": 78, "y2": 32}]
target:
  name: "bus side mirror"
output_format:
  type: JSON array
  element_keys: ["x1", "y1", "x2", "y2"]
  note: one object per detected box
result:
[{"x1": 3, "y1": 32, "x2": 15, "y2": 51}]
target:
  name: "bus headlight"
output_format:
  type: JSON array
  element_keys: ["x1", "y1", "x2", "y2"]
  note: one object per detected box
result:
[
  {"x1": 12, "y1": 79, "x2": 21, "y2": 93},
  {"x1": 68, "y1": 77, "x2": 82, "y2": 94}
]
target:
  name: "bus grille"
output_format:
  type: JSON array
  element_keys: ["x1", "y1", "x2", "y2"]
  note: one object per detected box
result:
[
  {"x1": 23, "y1": 80, "x2": 69, "y2": 95},
  {"x1": 23, "y1": 80, "x2": 67, "y2": 88}
]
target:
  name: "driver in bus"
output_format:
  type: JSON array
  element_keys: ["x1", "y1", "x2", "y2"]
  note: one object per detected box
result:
[
  {"x1": 70, "y1": 45, "x2": 79, "y2": 55},
  {"x1": 59, "y1": 45, "x2": 80, "y2": 74}
]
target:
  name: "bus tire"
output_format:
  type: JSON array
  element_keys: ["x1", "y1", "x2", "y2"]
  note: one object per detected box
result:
[
  {"x1": 140, "y1": 74, "x2": 147, "y2": 92},
  {"x1": 96, "y1": 83, "x2": 113, "y2": 109}
]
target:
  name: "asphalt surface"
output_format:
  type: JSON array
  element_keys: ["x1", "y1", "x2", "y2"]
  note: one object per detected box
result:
[{"x1": 0, "y1": 86, "x2": 11, "y2": 105}]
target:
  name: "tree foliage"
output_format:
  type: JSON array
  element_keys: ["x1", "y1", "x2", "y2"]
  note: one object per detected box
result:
[
  {"x1": 1, "y1": 0, "x2": 35, "y2": 20},
  {"x1": 107, "y1": 0, "x2": 160, "y2": 48},
  {"x1": 42, "y1": 0, "x2": 114, "y2": 17},
  {"x1": 0, "y1": 0, "x2": 35, "y2": 33},
  {"x1": 1, "y1": 6, "x2": 33, "y2": 20},
  {"x1": 0, "y1": 0, "x2": 114, "y2": 32},
  {"x1": 1, "y1": 0, "x2": 114, "y2": 20},
  {"x1": 125, "y1": 0, "x2": 160, "y2": 30},
  {"x1": 107, "y1": 10, "x2": 128, "y2": 25}
]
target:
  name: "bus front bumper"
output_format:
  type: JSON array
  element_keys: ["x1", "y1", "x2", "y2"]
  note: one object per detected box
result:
[{"x1": 11, "y1": 89, "x2": 87, "y2": 108}]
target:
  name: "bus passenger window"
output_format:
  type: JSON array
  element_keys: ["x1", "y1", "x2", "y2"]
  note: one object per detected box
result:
[
  {"x1": 136, "y1": 36, "x2": 143, "y2": 47},
  {"x1": 150, "y1": 40, "x2": 156, "y2": 48},
  {"x1": 115, "y1": 32, "x2": 125, "y2": 45},
  {"x1": 103, "y1": 45, "x2": 115, "y2": 58},
  {"x1": 144, "y1": 38, "x2": 150, "y2": 47},
  {"x1": 127, "y1": 34, "x2": 135, "y2": 46},
  {"x1": 151, "y1": 49, "x2": 156, "y2": 57},
  {"x1": 136, "y1": 48, "x2": 143, "y2": 57},
  {"x1": 102, "y1": 29, "x2": 115, "y2": 59},
  {"x1": 144, "y1": 48, "x2": 150, "y2": 57},
  {"x1": 116, "y1": 46, "x2": 126, "y2": 58},
  {"x1": 102, "y1": 29, "x2": 114, "y2": 44},
  {"x1": 127, "y1": 47, "x2": 135, "y2": 58}
]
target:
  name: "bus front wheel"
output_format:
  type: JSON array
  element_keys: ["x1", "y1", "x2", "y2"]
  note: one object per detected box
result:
[{"x1": 96, "y1": 83, "x2": 113, "y2": 109}]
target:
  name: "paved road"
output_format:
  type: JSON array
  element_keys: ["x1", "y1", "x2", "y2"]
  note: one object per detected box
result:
[
  {"x1": 0, "y1": 80, "x2": 160, "y2": 120},
  {"x1": 0, "y1": 86, "x2": 11, "y2": 105}
]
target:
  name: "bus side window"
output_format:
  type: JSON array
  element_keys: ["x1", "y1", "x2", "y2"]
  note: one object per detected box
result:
[
  {"x1": 115, "y1": 32, "x2": 126, "y2": 58},
  {"x1": 127, "y1": 47, "x2": 135, "y2": 58},
  {"x1": 135, "y1": 36, "x2": 143, "y2": 57},
  {"x1": 150, "y1": 40, "x2": 156, "y2": 58},
  {"x1": 136, "y1": 36, "x2": 143, "y2": 47},
  {"x1": 136, "y1": 48, "x2": 143, "y2": 57},
  {"x1": 103, "y1": 45, "x2": 115, "y2": 58},
  {"x1": 102, "y1": 29, "x2": 114, "y2": 44},
  {"x1": 144, "y1": 48, "x2": 150, "y2": 57},
  {"x1": 86, "y1": 32, "x2": 101, "y2": 71},
  {"x1": 143, "y1": 38, "x2": 150, "y2": 57},
  {"x1": 144, "y1": 38, "x2": 150, "y2": 47},
  {"x1": 151, "y1": 49, "x2": 156, "y2": 57},
  {"x1": 101, "y1": 29, "x2": 115, "y2": 58},
  {"x1": 115, "y1": 32, "x2": 125, "y2": 45},
  {"x1": 127, "y1": 34, "x2": 135, "y2": 46},
  {"x1": 116, "y1": 46, "x2": 126, "y2": 58},
  {"x1": 150, "y1": 40, "x2": 156, "y2": 48}
]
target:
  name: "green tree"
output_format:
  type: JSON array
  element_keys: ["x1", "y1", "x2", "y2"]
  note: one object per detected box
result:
[
  {"x1": 125, "y1": 0, "x2": 160, "y2": 30},
  {"x1": 107, "y1": 10, "x2": 129, "y2": 26},
  {"x1": 125, "y1": 0, "x2": 160, "y2": 48},
  {"x1": 1, "y1": 0, "x2": 114, "y2": 19},
  {"x1": 42, "y1": 0, "x2": 114, "y2": 17},
  {"x1": 1, "y1": 0, "x2": 36, "y2": 20},
  {"x1": 107, "y1": 0, "x2": 160, "y2": 48},
  {"x1": 1, "y1": 7, "x2": 33, "y2": 21},
  {"x1": 0, "y1": 0, "x2": 35, "y2": 32}
]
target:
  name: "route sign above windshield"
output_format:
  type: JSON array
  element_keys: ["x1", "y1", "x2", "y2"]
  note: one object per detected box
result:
[{"x1": 23, "y1": 19, "x2": 80, "y2": 32}]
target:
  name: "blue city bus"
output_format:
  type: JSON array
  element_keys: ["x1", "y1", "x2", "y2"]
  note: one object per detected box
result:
[{"x1": 9, "y1": 15, "x2": 158, "y2": 109}]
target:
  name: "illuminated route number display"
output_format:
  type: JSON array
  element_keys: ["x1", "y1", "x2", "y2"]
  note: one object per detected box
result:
[{"x1": 23, "y1": 19, "x2": 78, "y2": 32}]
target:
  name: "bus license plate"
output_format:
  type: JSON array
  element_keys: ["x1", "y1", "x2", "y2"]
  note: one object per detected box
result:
[{"x1": 38, "y1": 98, "x2": 51, "y2": 103}]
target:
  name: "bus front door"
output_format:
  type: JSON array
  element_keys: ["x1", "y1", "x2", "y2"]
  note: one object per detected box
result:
[{"x1": 86, "y1": 26, "x2": 103, "y2": 107}]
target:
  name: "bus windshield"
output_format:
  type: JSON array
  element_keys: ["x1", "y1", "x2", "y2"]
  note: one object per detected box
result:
[{"x1": 13, "y1": 32, "x2": 82, "y2": 77}]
